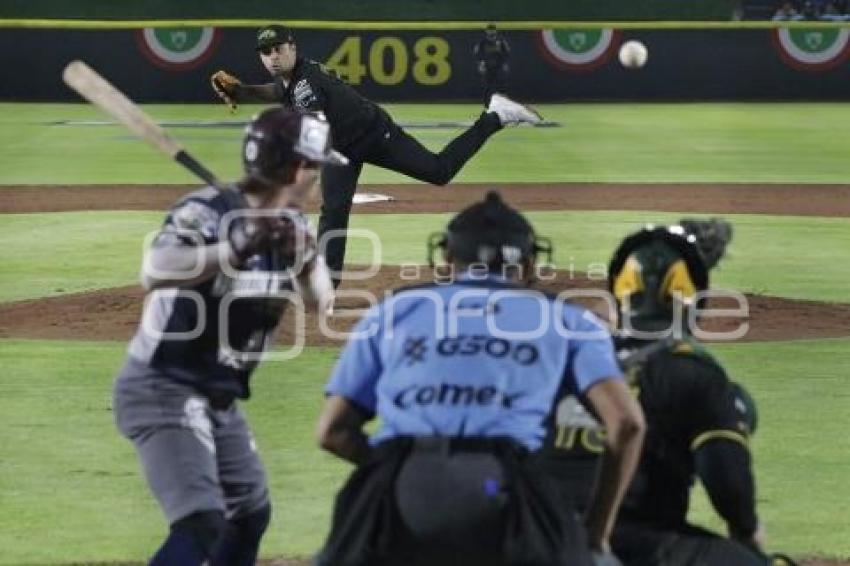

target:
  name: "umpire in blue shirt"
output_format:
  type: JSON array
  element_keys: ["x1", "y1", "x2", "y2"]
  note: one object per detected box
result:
[{"x1": 314, "y1": 191, "x2": 646, "y2": 566}]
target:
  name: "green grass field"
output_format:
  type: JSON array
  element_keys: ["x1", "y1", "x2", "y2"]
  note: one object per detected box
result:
[
  {"x1": 2, "y1": 210, "x2": 849, "y2": 303},
  {"x1": 1, "y1": 338, "x2": 848, "y2": 564},
  {"x1": 1, "y1": 102, "x2": 848, "y2": 564},
  {"x1": 3, "y1": 102, "x2": 850, "y2": 184}
]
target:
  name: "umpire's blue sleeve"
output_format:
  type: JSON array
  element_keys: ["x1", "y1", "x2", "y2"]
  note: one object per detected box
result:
[
  {"x1": 324, "y1": 305, "x2": 384, "y2": 416},
  {"x1": 566, "y1": 309, "x2": 623, "y2": 393}
]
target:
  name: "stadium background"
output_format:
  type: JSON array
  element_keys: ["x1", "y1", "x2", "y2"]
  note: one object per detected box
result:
[{"x1": 1, "y1": 0, "x2": 849, "y2": 564}]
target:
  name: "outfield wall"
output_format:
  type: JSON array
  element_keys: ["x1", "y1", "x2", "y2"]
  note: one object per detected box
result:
[{"x1": 3, "y1": 27, "x2": 850, "y2": 102}]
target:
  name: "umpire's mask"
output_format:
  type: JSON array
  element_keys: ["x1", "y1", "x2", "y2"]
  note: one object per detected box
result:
[{"x1": 427, "y1": 191, "x2": 552, "y2": 278}]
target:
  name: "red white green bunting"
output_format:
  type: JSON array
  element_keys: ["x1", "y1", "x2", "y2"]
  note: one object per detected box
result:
[
  {"x1": 773, "y1": 27, "x2": 850, "y2": 71},
  {"x1": 136, "y1": 27, "x2": 220, "y2": 71},
  {"x1": 536, "y1": 28, "x2": 621, "y2": 71}
]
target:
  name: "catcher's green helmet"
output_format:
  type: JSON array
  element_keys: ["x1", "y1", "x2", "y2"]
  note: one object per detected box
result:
[
  {"x1": 608, "y1": 223, "x2": 713, "y2": 332},
  {"x1": 608, "y1": 218, "x2": 732, "y2": 332}
]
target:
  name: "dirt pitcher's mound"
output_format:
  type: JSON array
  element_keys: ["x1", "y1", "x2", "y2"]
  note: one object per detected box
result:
[
  {"x1": 2, "y1": 267, "x2": 848, "y2": 345},
  {"x1": 3, "y1": 183, "x2": 850, "y2": 216}
]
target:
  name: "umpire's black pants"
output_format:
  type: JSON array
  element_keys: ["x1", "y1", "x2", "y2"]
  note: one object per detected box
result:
[
  {"x1": 318, "y1": 111, "x2": 502, "y2": 287},
  {"x1": 316, "y1": 437, "x2": 593, "y2": 566}
]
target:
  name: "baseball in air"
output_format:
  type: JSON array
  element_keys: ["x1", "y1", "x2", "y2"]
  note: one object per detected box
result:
[{"x1": 618, "y1": 40, "x2": 648, "y2": 69}]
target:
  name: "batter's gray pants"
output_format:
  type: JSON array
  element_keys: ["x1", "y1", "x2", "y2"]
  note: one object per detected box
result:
[{"x1": 113, "y1": 358, "x2": 269, "y2": 525}]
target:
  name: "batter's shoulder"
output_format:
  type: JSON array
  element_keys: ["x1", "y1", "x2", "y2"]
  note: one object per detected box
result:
[
  {"x1": 172, "y1": 185, "x2": 241, "y2": 215},
  {"x1": 174, "y1": 185, "x2": 220, "y2": 204},
  {"x1": 164, "y1": 186, "x2": 244, "y2": 239}
]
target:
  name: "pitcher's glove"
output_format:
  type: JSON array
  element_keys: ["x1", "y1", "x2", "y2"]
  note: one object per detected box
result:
[
  {"x1": 210, "y1": 70, "x2": 241, "y2": 112},
  {"x1": 679, "y1": 217, "x2": 733, "y2": 270}
]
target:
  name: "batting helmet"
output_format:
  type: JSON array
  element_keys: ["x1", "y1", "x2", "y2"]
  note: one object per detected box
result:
[
  {"x1": 242, "y1": 108, "x2": 348, "y2": 184},
  {"x1": 608, "y1": 219, "x2": 732, "y2": 332},
  {"x1": 427, "y1": 191, "x2": 552, "y2": 269}
]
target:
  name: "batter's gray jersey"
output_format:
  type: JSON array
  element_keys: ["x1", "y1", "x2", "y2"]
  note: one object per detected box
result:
[
  {"x1": 127, "y1": 186, "x2": 299, "y2": 402},
  {"x1": 114, "y1": 357, "x2": 269, "y2": 523}
]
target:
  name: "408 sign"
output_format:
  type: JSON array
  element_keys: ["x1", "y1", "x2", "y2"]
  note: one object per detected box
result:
[{"x1": 323, "y1": 35, "x2": 452, "y2": 86}]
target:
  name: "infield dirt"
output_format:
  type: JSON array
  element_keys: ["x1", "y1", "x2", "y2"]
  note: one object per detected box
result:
[
  {"x1": 2, "y1": 266, "x2": 849, "y2": 344},
  {"x1": 2, "y1": 182, "x2": 848, "y2": 344},
  {"x1": 2, "y1": 182, "x2": 850, "y2": 216}
]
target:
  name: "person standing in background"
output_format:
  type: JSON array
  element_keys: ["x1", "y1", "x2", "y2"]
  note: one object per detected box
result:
[{"x1": 474, "y1": 24, "x2": 511, "y2": 103}]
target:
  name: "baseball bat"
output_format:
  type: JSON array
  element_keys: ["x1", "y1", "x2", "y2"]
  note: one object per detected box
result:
[{"x1": 62, "y1": 60, "x2": 221, "y2": 188}]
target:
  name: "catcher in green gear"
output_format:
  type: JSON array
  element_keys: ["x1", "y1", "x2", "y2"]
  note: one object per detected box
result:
[{"x1": 540, "y1": 218, "x2": 798, "y2": 566}]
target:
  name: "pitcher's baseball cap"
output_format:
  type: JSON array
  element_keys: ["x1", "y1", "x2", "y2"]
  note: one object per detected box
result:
[{"x1": 256, "y1": 25, "x2": 295, "y2": 51}]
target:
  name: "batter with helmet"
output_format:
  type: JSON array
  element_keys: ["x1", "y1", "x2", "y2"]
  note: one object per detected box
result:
[
  {"x1": 112, "y1": 108, "x2": 337, "y2": 566},
  {"x1": 540, "y1": 219, "x2": 796, "y2": 565},
  {"x1": 211, "y1": 25, "x2": 542, "y2": 287},
  {"x1": 314, "y1": 191, "x2": 645, "y2": 566}
]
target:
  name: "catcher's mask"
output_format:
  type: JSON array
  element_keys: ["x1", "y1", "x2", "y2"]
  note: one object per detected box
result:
[
  {"x1": 242, "y1": 108, "x2": 348, "y2": 185},
  {"x1": 608, "y1": 223, "x2": 718, "y2": 333},
  {"x1": 427, "y1": 191, "x2": 552, "y2": 274}
]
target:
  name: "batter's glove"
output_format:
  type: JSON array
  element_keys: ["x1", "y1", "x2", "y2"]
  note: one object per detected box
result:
[
  {"x1": 210, "y1": 70, "x2": 241, "y2": 112},
  {"x1": 228, "y1": 215, "x2": 287, "y2": 264},
  {"x1": 276, "y1": 210, "x2": 318, "y2": 271},
  {"x1": 678, "y1": 217, "x2": 733, "y2": 270}
]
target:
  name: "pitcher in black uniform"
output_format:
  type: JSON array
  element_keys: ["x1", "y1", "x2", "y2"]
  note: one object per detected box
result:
[
  {"x1": 211, "y1": 24, "x2": 542, "y2": 288},
  {"x1": 539, "y1": 219, "x2": 787, "y2": 565},
  {"x1": 112, "y1": 108, "x2": 337, "y2": 566}
]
